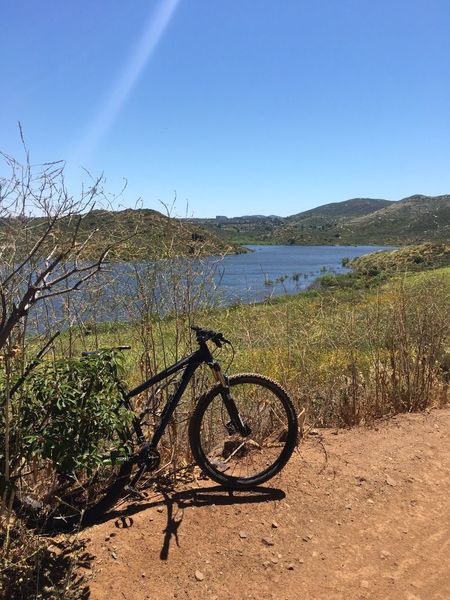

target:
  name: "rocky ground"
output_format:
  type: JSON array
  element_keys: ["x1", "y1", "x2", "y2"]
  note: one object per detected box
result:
[{"x1": 83, "y1": 407, "x2": 450, "y2": 600}]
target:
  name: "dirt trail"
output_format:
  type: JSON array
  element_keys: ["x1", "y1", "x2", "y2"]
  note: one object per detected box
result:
[{"x1": 85, "y1": 408, "x2": 450, "y2": 600}]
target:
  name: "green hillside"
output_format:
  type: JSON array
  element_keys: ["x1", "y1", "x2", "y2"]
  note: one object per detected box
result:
[
  {"x1": 349, "y1": 243, "x2": 450, "y2": 275},
  {"x1": 344, "y1": 195, "x2": 450, "y2": 244},
  {"x1": 0, "y1": 208, "x2": 241, "y2": 261},
  {"x1": 187, "y1": 195, "x2": 450, "y2": 246},
  {"x1": 273, "y1": 198, "x2": 394, "y2": 244}
]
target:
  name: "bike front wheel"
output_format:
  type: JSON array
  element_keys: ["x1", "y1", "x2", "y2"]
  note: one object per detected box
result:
[{"x1": 189, "y1": 374, "x2": 298, "y2": 489}]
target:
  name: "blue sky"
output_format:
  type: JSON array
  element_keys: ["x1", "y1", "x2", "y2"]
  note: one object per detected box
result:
[{"x1": 1, "y1": 0, "x2": 450, "y2": 217}]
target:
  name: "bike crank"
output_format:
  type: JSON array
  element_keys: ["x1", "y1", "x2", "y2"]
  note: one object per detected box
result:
[{"x1": 125, "y1": 446, "x2": 161, "y2": 499}]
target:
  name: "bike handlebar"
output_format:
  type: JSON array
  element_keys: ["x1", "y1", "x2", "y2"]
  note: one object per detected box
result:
[
  {"x1": 82, "y1": 329, "x2": 230, "y2": 356},
  {"x1": 191, "y1": 326, "x2": 231, "y2": 348}
]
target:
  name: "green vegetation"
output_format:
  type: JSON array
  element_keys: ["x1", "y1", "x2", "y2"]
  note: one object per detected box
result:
[
  {"x1": 54, "y1": 265, "x2": 450, "y2": 428},
  {"x1": 4, "y1": 352, "x2": 132, "y2": 478},
  {"x1": 187, "y1": 195, "x2": 450, "y2": 246},
  {"x1": 0, "y1": 207, "x2": 241, "y2": 261},
  {"x1": 349, "y1": 242, "x2": 450, "y2": 274}
]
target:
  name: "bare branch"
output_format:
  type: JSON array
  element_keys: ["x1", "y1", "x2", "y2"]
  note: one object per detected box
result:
[{"x1": 1, "y1": 214, "x2": 59, "y2": 287}]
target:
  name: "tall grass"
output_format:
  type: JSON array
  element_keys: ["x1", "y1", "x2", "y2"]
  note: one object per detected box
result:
[
  {"x1": 211, "y1": 270, "x2": 450, "y2": 426},
  {"x1": 59, "y1": 266, "x2": 450, "y2": 429}
]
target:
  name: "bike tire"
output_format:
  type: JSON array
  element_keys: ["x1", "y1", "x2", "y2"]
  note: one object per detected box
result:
[{"x1": 189, "y1": 373, "x2": 298, "y2": 489}]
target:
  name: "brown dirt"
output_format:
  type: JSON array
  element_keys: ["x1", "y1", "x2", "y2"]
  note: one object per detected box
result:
[{"x1": 84, "y1": 407, "x2": 450, "y2": 600}]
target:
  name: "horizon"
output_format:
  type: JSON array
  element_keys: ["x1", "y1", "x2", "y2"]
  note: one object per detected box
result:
[
  {"x1": 1, "y1": 1, "x2": 450, "y2": 218},
  {"x1": 91, "y1": 192, "x2": 449, "y2": 220}
]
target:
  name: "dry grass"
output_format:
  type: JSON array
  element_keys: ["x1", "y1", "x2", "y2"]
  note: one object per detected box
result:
[{"x1": 0, "y1": 516, "x2": 91, "y2": 599}]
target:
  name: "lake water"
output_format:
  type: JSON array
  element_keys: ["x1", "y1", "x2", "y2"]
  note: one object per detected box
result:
[
  {"x1": 30, "y1": 245, "x2": 395, "y2": 330},
  {"x1": 209, "y1": 245, "x2": 395, "y2": 304}
]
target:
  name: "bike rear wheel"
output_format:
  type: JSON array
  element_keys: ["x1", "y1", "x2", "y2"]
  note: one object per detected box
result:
[
  {"x1": 189, "y1": 374, "x2": 298, "y2": 489},
  {"x1": 10, "y1": 428, "x2": 134, "y2": 532}
]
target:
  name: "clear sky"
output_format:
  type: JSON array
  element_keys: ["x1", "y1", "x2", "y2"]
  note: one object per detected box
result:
[{"x1": 1, "y1": 0, "x2": 450, "y2": 217}]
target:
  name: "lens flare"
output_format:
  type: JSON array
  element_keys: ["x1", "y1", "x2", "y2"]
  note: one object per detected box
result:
[{"x1": 71, "y1": 0, "x2": 181, "y2": 165}]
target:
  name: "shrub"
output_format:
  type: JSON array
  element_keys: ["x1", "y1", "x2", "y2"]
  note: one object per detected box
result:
[{"x1": 1, "y1": 352, "x2": 133, "y2": 495}]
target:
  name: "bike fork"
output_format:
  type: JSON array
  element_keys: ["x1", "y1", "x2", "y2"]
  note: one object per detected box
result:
[{"x1": 210, "y1": 363, "x2": 251, "y2": 437}]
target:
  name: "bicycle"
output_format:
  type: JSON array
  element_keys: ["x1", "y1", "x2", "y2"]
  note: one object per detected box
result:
[{"x1": 12, "y1": 326, "x2": 298, "y2": 530}]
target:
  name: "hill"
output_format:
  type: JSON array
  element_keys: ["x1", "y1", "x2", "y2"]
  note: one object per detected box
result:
[
  {"x1": 349, "y1": 242, "x2": 450, "y2": 274},
  {"x1": 187, "y1": 195, "x2": 450, "y2": 246},
  {"x1": 344, "y1": 194, "x2": 450, "y2": 244},
  {"x1": 273, "y1": 197, "x2": 395, "y2": 244},
  {"x1": 0, "y1": 208, "x2": 241, "y2": 261},
  {"x1": 289, "y1": 197, "x2": 394, "y2": 219},
  {"x1": 77, "y1": 208, "x2": 243, "y2": 259},
  {"x1": 186, "y1": 214, "x2": 284, "y2": 245}
]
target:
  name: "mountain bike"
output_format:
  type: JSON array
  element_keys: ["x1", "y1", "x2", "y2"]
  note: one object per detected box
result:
[{"x1": 13, "y1": 326, "x2": 298, "y2": 531}]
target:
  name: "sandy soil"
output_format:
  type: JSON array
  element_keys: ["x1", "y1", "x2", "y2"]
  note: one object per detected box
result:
[{"x1": 83, "y1": 407, "x2": 450, "y2": 600}]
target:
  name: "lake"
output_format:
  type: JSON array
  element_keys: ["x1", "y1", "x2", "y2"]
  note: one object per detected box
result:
[
  {"x1": 209, "y1": 244, "x2": 395, "y2": 304},
  {"x1": 30, "y1": 245, "x2": 395, "y2": 329}
]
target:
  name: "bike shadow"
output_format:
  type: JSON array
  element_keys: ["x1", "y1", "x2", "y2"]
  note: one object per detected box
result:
[{"x1": 101, "y1": 484, "x2": 286, "y2": 560}]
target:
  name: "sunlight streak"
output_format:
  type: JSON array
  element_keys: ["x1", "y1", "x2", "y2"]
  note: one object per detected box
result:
[{"x1": 71, "y1": 0, "x2": 181, "y2": 165}]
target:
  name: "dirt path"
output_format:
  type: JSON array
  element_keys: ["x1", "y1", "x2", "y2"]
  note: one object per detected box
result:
[{"x1": 85, "y1": 408, "x2": 450, "y2": 600}]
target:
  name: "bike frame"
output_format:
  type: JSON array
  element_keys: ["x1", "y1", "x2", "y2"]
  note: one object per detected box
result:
[
  {"x1": 115, "y1": 337, "x2": 250, "y2": 492},
  {"x1": 123, "y1": 340, "x2": 224, "y2": 449}
]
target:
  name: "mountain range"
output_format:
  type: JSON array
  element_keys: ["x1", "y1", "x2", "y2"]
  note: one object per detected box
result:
[
  {"x1": 6, "y1": 196, "x2": 448, "y2": 262},
  {"x1": 187, "y1": 195, "x2": 450, "y2": 246}
]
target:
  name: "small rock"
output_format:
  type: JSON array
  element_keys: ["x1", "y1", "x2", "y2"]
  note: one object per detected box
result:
[
  {"x1": 271, "y1": 558, "x2": 278, "y2": 564},
  {"x1": 262, "y1": 537, "x2": 275, "y2": 546},
  {"x1": 262, "y1": 560, "x2": 271, "y2": 568},
  {"x1": 309, "y1": 429, "x2": 319, "y2": 436},
  {"x1": 271, "y1": 521, "x2": 279, "y2": 529},
  {"x1": 286, "y1": 563, "x2": 295, "y2": 570},
  {"x1": 367, "y1": 499, "x2": 374, "y2": 504},
  {"x1": 345, "y1": 503, "x2": 352, "y2": 510},
  {"x1": 298, "y1": 558, "x2": 304, "y2": 564},
  {"x1": 110, "y1": 532, "x2": 116, "y2": 538},
  {"x1": 380, "y1": 550, "x2": 391, "y2": 560},
  {"x1": 239, "y1": 531, "x2": 247, "y2": 539},
  {"x1": 360, "y1": 580, "x2": 369, "y2": 589},
  {"x1": 385, "y1": 476, "x2": 397, "y2": 487},
  {"x1": 194, "y1": 570, "x2": 205, "y2": 582},
  {"x1": 141, "y1": 573, "x2": 146, "y2": 578},
  {"x1": 110, "y1": 551, "x2": 117, "y2": 560},
  {"x1": 157, "y1": 507, "x2": 164, "y2": 513},
  {"x1": 104, "y1": 535, "x2": 110, "y2": 541}
]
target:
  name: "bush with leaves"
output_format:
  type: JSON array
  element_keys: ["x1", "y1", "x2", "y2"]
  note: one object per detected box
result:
[{"x1": 1, "y1": 352, "x2": 133, "y2": 493}]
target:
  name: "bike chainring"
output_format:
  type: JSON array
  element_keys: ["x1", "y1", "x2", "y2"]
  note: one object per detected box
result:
[{"x1": 136, "y1": 445, "x2": 161, "y2": 471}]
